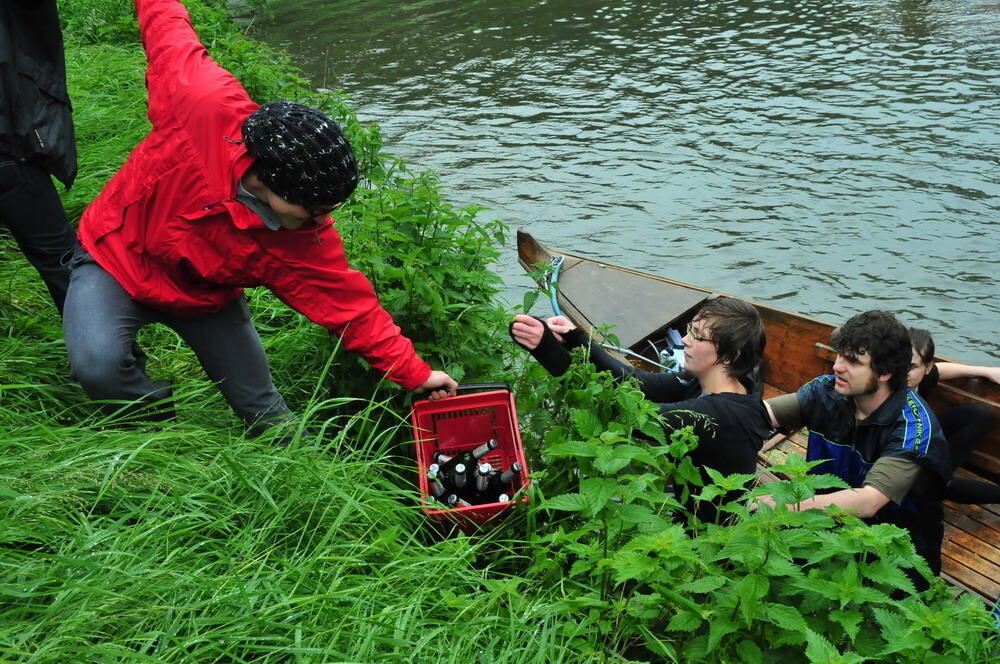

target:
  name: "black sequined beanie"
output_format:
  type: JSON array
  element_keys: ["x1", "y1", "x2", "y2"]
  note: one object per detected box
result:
[{"x1": 242, "y1": 101, "x2": 359, "y2": 208}]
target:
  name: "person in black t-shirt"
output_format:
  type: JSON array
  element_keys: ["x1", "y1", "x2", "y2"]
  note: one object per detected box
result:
[
  {"x1": 510, "y1": 297, "x2": 771, "y2": 517},
  {"x1": 907, "y1": 327, "x2": 999, "y2": 504}
]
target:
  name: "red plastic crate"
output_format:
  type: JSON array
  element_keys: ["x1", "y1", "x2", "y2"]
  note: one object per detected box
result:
[{"x1": 411, "y1": 388, "x2": 529, "y2": 528}]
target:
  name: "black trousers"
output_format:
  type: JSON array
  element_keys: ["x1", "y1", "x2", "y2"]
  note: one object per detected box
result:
[{"x1": 0, "y1": 155, "x2": 78, "y2": 314}]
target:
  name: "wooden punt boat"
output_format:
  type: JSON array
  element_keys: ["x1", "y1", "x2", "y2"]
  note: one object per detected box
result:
[{"x1": 516, "y1": 229, "x2": 1000, "y2": 603}]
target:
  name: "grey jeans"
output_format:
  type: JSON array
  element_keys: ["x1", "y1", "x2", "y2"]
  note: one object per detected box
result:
[{"x1": 63, "y1": 247, "x2": 292, "y2": 433}]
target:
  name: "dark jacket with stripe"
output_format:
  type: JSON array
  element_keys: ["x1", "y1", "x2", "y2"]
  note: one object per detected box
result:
[{"x1": 798, "y1": 375, "x2": 952, "y2": 572}]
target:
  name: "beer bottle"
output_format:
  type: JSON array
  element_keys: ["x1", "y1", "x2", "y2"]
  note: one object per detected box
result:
[
  {"x1": 450, "y1": 462, "x2": 468, "y2": 489},
  {"x1": 475, "y1": 463, "x2": 493, "y2": 493},
  {"x1": 499, "y1": 461, "x2": 523, "y2": 484},
  {"x1": 427, "y1": 463, "x2": 446, "y2": 498}
]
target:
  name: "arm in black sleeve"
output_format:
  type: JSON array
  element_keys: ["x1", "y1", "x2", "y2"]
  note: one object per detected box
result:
[{"x1": 567, "y1": 328, "x2": 691, "y2": 403}]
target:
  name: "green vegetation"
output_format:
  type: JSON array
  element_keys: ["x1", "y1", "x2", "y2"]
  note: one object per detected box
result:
[{"x1": 0, "y1": 1, "x2": 995, "y2": 662}]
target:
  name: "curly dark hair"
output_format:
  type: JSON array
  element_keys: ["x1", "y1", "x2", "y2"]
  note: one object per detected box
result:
[
  {"x1": 830, "y1": 310, "x2": 911, "y2": 391},
  {"x1": 694, "y1": 297, "x2": 766, "y2": 379}
]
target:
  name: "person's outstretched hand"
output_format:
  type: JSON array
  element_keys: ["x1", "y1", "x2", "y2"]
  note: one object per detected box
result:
[
  {"x1": 545, "y1": 315, "x2": 576, "y2": 338},
  {"x1": 414, "y1": 370, "x2": 458, "y2": 400},
  {"x1": 510, "y1": 314, "x2": 547, "y2": 350}
]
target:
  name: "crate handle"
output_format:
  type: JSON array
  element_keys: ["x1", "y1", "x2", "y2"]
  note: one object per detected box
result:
[{"x1": 457, "y1": 382, "x2": 509, "y2": 393}]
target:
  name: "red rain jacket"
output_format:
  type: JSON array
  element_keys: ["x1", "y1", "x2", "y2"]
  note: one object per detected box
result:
[{"x1": 78, "y1": 0, "x2": 431, "y2": 390}]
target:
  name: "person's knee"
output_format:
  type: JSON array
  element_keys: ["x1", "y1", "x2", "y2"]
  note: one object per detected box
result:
[{"x1": 68, "y1": 343, "x2": 135, "y2": 398}]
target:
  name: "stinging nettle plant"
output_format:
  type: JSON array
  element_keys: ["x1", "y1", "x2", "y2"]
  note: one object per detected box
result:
[{"x1": 512, "y1": 346, "x2": 996, "y2": 663}]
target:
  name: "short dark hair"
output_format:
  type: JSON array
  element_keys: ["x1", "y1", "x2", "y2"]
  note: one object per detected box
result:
[
  {"x1": 908, "y1": 327, "x2": 935, "y2": 365},
  {"x1": 830, "y1": 310, "x2": 911, "y2": 391},
  {"x1": 694, "y1": 297, "x2": 765, "y2": 379}
]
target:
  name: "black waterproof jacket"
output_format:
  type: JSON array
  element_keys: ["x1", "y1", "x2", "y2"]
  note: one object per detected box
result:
[{"x1": 0, "y1": 0, "x2": 76, "y2": 186}]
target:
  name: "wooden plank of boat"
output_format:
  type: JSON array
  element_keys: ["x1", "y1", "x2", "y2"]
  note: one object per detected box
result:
[{"x1": 517, "y1": 229, "x2": 1000, "y2": 603}]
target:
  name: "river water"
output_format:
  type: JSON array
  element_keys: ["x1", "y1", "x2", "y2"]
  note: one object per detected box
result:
[{"x1": 254, "y1": 0, "x2": 999, "y2": 363}]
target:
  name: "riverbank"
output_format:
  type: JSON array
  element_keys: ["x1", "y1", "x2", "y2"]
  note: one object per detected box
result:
[{"x1": 0, "y1": 2, "x2": 994, "y2": 662}]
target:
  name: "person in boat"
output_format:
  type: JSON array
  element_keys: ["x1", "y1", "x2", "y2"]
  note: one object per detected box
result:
[
  {"x1": 510, "y1": 296, "x2": 772, "y2": 514},
  {"x1": 761, "y1": 310, "x2": 951, "y2": 576},
  {"x1": 907, "y1": 327, "x2": 1000, "y2": 504},
  {"x1": 0, "y1": 0, "x2": 80, "y2": 315},
  {"x1": 62, "y1": 0, "x2": 457, "y2": 435}
]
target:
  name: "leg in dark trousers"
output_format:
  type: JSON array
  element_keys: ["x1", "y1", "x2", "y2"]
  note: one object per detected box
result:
[
  {"x1": 64, "y1": 247, "x2": 293, "y2": 433},
  {"x1": 166, "y1": 296, "x2": 293, "y2": 435},
  {"x1": 63, "y1": 247, "x2": 172, "y2": 416},
  {"x1": 0, "y1": 157, "x2": 77, "y2": 314},
  {"x1": 939, "y1": 403, "x2": 1000, "y2": 504}
]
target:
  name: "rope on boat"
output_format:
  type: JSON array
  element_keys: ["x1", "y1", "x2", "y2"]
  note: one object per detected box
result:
[{"x1": 541, "y1": 254, "x2": 672, "y2": 371}]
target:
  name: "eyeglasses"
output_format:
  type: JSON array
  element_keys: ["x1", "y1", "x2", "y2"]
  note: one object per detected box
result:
[{"x1": 686, "y1": 321, "x2": 715, "y2": 344}]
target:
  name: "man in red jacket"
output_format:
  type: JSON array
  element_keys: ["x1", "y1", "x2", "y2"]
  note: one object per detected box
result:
[{"x1": 63, "y1": 0, "x2": 457, "y2": 433}]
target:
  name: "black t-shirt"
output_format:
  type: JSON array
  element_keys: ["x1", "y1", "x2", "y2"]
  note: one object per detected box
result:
[{"x1": 519, "y1": 325, "x2": 771, "y2": 516}]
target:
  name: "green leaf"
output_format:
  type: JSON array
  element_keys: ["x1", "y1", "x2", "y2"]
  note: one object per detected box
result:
[
  {"x1": 541, "y1": 493, "x2": 590, "y2": 512},
  {"x1": 594, "y1": 447, "x2": 631, "y2": 474},
  {"x1": 676, "y1": 575, "x2": 728, "y2": 594},
  {"x1": 804, "y1": 628, "x2": 843, "y2": 663},
  {"x1": 736, "y1": 640, "x2": 764, "y2": 664},
  {"x1": 763, "y1": 603, "x2": 808, "y2": 639},
  {"x1": 611, "y1": 550, "x2": 658, "y2": 584},
  {"x1": 544, "y1": 439, "x2": 600, "y2": 458},
  {"x1": 521, "y1": 289, "x2": 539, "y2": 312},
  {"x1": 571, "y1": 408, "x2": 603, "y2": 438},
  {"x1": 737, "y1": 573, "x2": 770, "y2": 603},
  {"x1": 707, "y1": 614, "x2": 740, "y2": 652},
  {"x1": 829, "y1": 609, "x2": 863, "y2": 643},
  {"x1": 666, "y1": 609, "x2": 702, "y2": 632}
]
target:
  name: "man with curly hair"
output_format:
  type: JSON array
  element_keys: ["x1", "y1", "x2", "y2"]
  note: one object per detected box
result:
[{"x1": 761, "y1": 310, "x2": 952, "y2": 574}]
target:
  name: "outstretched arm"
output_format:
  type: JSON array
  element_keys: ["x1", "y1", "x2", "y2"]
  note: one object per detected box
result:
[
  {"x1": 936, "y1": 362, "x2": 1000, "y2": 385},
  {"x1": 756, "y1": 486, "x2": 891, "y2": 519},
  {"x1": 135, "y1": 0, "x2": 252, "y2": 126}
]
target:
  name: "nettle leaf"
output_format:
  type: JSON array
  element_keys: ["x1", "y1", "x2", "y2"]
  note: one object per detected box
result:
[
  {"x1": 763, "y1": 603, "x2": 809, "y2": 639},
  {"x1": 666, "y1": 609, "x2": 702, "y2": 632},
  {"x1": 769, "y1": 454, "x2": 828, "y2": 477},
  {"x1": 676, "y1": 575, "x2": 728, "y2": 594},
  {"x1": 568, "y1": 558, "x2": 595, "y2": 578},
  {"x1": 521, "y1": 289, "x2": 539, "y2": 312},
  {"x1": 541, "y1": 493, "x2": 590, "y2": 512},
  {"x1": 675, "y1": 457, "x2": 704, "y2": 487},
  {"x1": 544, "y1": 439, "x2": 600, "y2": 458},
  {"x1": 707, "y1": 614, "x2": 740, "y2": 652},
  {"x1": 804, "y1": 628, "x2": 865, "y2": 664},
  {"x1": 871, "y1": 607, "x2": 909, "y2": 651},
  {"x1": 572, "y1": 408, "x2": 604, "y2": 438},
  {"x1": 762, "y1": 555, "x2": 805, "y2": 580},
  {"x1": 704, "y1": 467, "x2": 756, "y2": 493},
  {"x1": 737, "y1": 573, "x2": 770, "y2": 603},
  {"x1": 639, "y1": 419, "x2": 667, "y2": 444},
  {"x1": 736, "y1": 639, "x2": 764, "y2": 664},
  {"x1": 829, "y1": 609, "x2": 863, "y2": 643},
  {"x1": 793, "y1": 575, "x2": 840, "y2": 602},
  {"x1": 610, "y1": 549, "x2": 659, "y2": 584},
  {"x1": 859, "y1": 559, "x2": 916, "y2": 596},
  {"x1": 594, "y1": 447, "x2": 631, "y2": 474},
  {"x1": 613, "y1": 503, "x2": 670, "y2": 529},
  {"x1": 580, "y1": 477, "x2": 617, "y2": 514}
]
